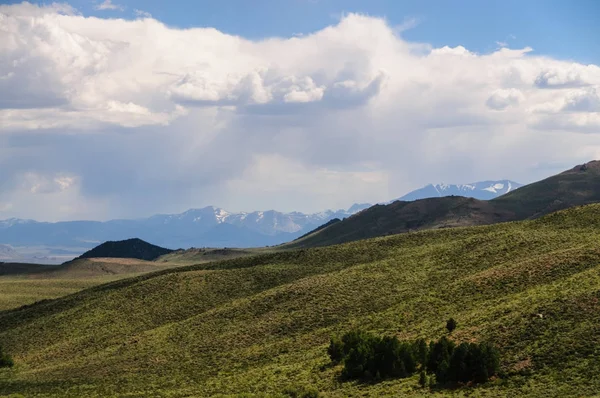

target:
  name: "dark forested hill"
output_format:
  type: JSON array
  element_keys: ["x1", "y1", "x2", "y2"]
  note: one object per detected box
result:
[{"x1": 77, "y1": 238, "x2": 174, "y2": 261}]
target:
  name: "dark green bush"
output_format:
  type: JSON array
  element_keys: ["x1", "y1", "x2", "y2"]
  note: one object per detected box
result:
[
  {"x1": 446, "y1": 318, "x2": 457, "y2": 333},
  {"x1": 0, "y1": 345, "x2": 14, "y2": 368}
]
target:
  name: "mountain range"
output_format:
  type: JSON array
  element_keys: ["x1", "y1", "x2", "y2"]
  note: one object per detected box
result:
[
  {"x1": 0, "y1": 204, "x2": 371, "y2": 258},
  {"x1": 0, "y1": 179, "x2": 519, "y2": 262}
]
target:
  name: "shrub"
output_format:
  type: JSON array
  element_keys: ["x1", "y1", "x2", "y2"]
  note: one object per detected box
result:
[
  {"x1": 0, "y1": 345, "x2": 14, "y2": 368},
  {"x1": 446, "y1": 318, "x2": 457, "y2": 333}
]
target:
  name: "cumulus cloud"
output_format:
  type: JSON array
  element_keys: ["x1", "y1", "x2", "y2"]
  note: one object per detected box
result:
[
  {"x1": 0, "y1": 2, "x2": 599, "y2": 221},
  {"x1": 534, "y1": 64, "x2": 600, "y2": 88}
]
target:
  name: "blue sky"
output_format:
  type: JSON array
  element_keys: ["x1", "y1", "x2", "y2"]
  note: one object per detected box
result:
[
  {"x1": 1, "y1": 1, "x2": 599, "y2": 220},
  {"x1": 7, "y1": 0, "x2": 599, "y2": 64}
]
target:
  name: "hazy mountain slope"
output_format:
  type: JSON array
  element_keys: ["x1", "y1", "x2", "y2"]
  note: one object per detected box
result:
[
  {"x1": 287, "y1": 196, "x2": 513, "y2": 248},
  {"x1": 290, "y1": 161, "x2": 600, "y2": 249},
  {"x1": 77, "y1": 238, "x2": 174, "y2": 261},
  {"x1": 397, "y1": 180, "x2": 522, "y2": 201},
  {"x1": 2, "y1": 205, "x2": 600, "y2": 396},
  {"x1": 0, "y1": 244, "x2": 19, "y2": 261}
]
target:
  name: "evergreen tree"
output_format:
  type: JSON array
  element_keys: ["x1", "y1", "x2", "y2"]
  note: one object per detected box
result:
[
  {"x1": 415, "y1": 338, "x2": 429, "y2": 367},
  {"x1": 419, "y1": 370, "x2": 427, "y2": 388},
  {"x1": 448, "y1": 343, "x2": 471, "y2": 383},
  {"x1": 480, "y1": 341, "x2": 500, "y2": 380},
  {"x1": 436, "y1": 359, "x2": 450, "y2": 383},
  {"x1": 374, "y1": 336, "x2": 405, "y2": 377},
  {"x1": 427, "y1": 336, "x2": 454, "y2": 373},
  {"x1": 327, "y1": 336, "x2": 344, "y2": 363}
]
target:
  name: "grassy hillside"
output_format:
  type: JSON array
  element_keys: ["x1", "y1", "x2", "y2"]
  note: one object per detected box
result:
[
  {"x1": 0, "y1": 258, "x2": 180, "y2": 311},
  {"x1": 78, "y1": 238, "x2": 173, "y2": 261},
  {"x1": 2, "y1": 204, "x2": 600, "y2": 396},
  {"x1": 289, "y1": 160, "x2": 600, "y2": 248}
]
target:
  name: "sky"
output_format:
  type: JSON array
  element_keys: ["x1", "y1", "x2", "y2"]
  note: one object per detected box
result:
[{"x1": 0, "y1": 1, "x2": 599, "y2": 221}]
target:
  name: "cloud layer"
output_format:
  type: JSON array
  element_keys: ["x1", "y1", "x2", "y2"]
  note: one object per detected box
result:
[{"x1": 0, "y1": 2, "x2": 599, "y2": 221}]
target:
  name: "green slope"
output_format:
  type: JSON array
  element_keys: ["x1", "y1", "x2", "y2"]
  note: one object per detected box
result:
[
  {"x1": 2, "y1": 204, "x2": 600, "y2": 397},
  {"x1": 288, "y1": 160, "x2": 600, "y2": 249}
]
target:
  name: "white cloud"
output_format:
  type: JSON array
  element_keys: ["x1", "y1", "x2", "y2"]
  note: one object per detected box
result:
[
  {"x1": 486, "y1": 88, "x2": 525, "y2": 110},
  {"x1": 0, "y1": 2, "x2": 76, "y2": 16},
  {"x1": 535, "y1": 64, "x2": 600, "y2": 88},
  {"x1": 18, "y1": 172, "x2": 78, "y2": 194},
  {"x1": 94, "y1": 0, "x2": 124, "y2": 11},
  {"x1": 0, "y1": 3, "x2": 599, "y2": 220},
  {"x1": 562, "y1": 87, "x2": 600, "y2": 112},
  {"x1": 224, "y1": 154, "x2": 389, "y2": 212}
]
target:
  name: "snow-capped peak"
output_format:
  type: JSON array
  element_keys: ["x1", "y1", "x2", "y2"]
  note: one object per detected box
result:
[
  {"x1": 397, "y1": 180, "x2": 523, "y2": 202},
  {"x1": 0, "y1": 218, "x2": 37, "y2": 228}
]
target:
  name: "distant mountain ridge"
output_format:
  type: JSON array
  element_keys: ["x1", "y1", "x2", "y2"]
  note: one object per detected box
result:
[
  {"x1": 396, "y1": 180, "x2": 522, "y2": 201},
  {"x1": 0, "y1": 204, "x2": 372, "y2": 254},
  {"x1": 288, "y1": 161, "x2": 600, "y2": 249}
]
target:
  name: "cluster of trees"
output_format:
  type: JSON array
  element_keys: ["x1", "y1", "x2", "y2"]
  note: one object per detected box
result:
[
  {"x1": 426, "y1": 336, "x2": 499, "y2": 384},
  {"x1": 328, "y1": 320, "x2": 499, "y2": 386},
  {"x1": 328, "y1": 330, "x2": 418, "y2": 379},
  {"x1": 0, "y1": 345, "x2": 13, "y2": 368}
]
